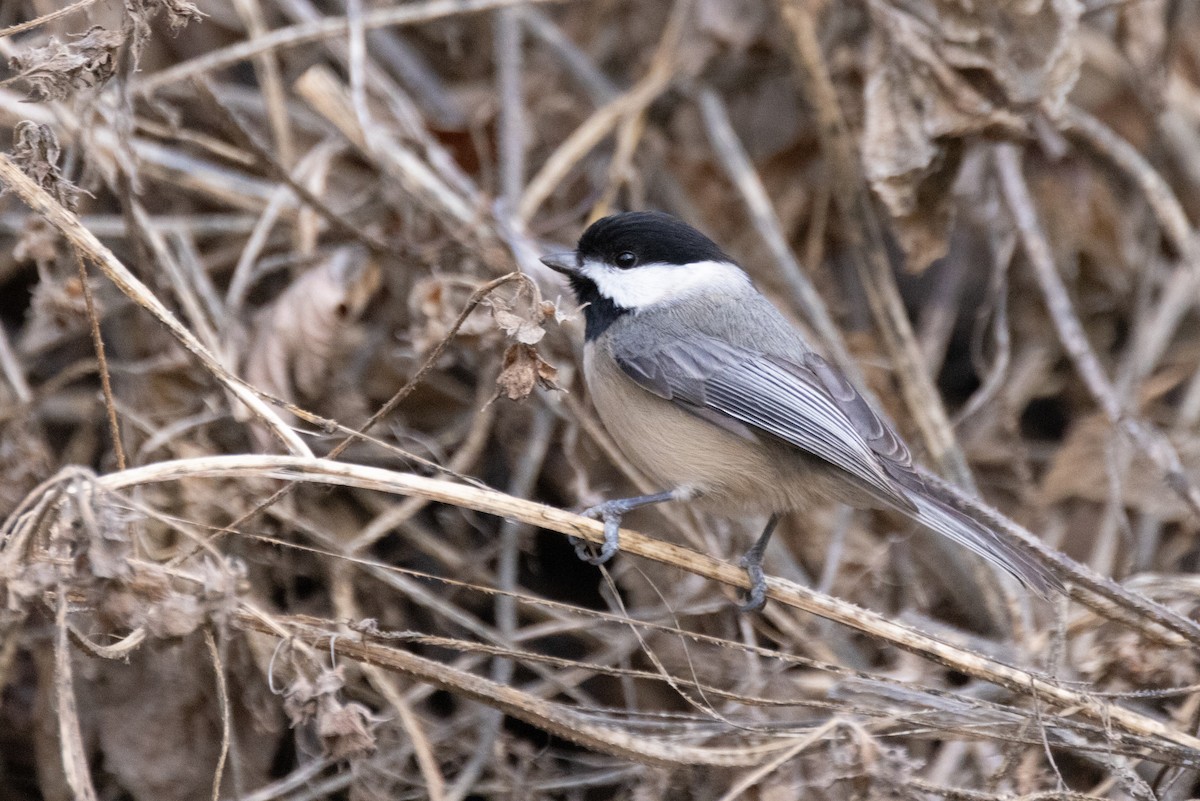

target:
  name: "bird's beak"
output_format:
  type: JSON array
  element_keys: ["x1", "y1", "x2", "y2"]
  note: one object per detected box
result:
[{"x1": 539, "y1": 251, "x2": 578, "y2": 276}]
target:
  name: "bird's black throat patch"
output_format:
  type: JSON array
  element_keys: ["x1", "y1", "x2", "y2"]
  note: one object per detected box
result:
[{"x1": 569, "y1": 274, "x2": 628, "y2": 341}]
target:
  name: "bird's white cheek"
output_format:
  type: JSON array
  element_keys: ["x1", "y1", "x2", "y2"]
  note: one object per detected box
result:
[{"x1": 581, "y1": 260, "x2": 749, "y2": 310}]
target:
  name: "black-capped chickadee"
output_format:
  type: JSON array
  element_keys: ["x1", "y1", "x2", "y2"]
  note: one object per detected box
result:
[{"x1": 542, "y1": 211, "x2": 1058, "y2": 609}]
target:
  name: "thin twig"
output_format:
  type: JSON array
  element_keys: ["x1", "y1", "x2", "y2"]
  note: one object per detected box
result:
[
  {"x1": 993, "y1": 143, "x2": 1200, "y2": 518},
  {"x1": 774, "y1": 0, "x2": 976, "y2": 492},
  {"x1": 205, "y1": 628, "x2": 231, "y2": 801},
  {"x1": 74, "y1": 251, "x2": 126, "y2": 471},
  {"x1": 96, "y1": 454, "x2": 1200, "y2": 756},
  {"x1": 0, "y1": 0, "x2": 100, "y2": 38}
]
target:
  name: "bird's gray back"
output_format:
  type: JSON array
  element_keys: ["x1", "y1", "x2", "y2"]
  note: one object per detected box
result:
[{"x1": 605, "y1": 284, "x2": 812, "y2": 359}]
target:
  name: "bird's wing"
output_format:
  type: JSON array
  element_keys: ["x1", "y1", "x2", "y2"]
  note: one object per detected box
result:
[
  {"x1": 612, "y1": 334, "x2": 915, "y2": 511},
  {"x1": 614, "y1": 334, "x2": 1060, "y2": 594}
]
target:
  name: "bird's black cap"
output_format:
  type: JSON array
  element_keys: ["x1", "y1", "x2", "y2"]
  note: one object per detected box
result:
[{"x1": 577, "y1": 211, "x2": 730, "y2": 267}]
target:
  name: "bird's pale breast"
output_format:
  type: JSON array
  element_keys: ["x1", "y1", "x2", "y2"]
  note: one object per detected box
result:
[{"x1": 584, "y1": 340, "x2": 877, "y2": 513}]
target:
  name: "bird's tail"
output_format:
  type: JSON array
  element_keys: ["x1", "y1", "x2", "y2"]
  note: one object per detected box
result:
[{"x1": 899, "y1": 483, "x2": 1062, "y2": 597}]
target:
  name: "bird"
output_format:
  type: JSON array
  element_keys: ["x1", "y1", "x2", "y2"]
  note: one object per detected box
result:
[{"x1": 540, "y1": 211, "x2": 1059, "y2": 610}]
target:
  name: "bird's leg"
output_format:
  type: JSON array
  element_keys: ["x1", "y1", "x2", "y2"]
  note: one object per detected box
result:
[
  {"x1": 574, "y1": 489, "x2": 682, "y2": 565},
  {"x1": 738, "y1": 513, "x2": 781, "y2": 612}
]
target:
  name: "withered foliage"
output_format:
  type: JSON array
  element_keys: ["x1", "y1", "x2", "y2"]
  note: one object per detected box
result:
[
  {"x1": 3, "y1": 0, "x2": 1200, "y2": 799},
  {"x1": 5, "y1": 26, "x2": 125, "y2": 102}
]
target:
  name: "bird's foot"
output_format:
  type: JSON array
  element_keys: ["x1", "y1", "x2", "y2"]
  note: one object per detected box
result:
[
  {"x1": 737, "y1": 551, "x2": 768, "y2": 613},
  {"x1": 571, "y1": 501, "x2": 627, "y2": 565}
]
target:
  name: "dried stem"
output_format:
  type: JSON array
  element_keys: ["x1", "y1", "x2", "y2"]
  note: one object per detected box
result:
[
  {"x1": 993, "y1": 142, "x2": 1200, "y2": 517},
  {"x1": 96, "y1": 454, "x2": 1200, "y2": 756},
  {"x1": 775, "y1": 0, "x2": 976, "y2": 492},
  {"x1": 0, "y1": 152, "x2": 311, "y2": 456}
]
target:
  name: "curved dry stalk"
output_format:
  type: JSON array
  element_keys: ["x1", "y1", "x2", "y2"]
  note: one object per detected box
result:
[
  {"x1": 1060, "y1": 104, "x2": 1192, "y2": 259},
  {"x1": 234, "y1": 610, "x2": 799, "y2": 768},
  {"x1": 993, "y1": 143, "x2": 1200, "y2": 519},
  {"x1": 94, "y1": 454, "x2": 1200, "y2": 757},
  {"x1": 774, "y1": 0, "x2": 976, "y2": 493},
  {"x1": 0, "y1": 152, "x2": 312, "y2": 456},
  {"x1": 135, "y1": 0, "x2": 571, "y2": 96}
]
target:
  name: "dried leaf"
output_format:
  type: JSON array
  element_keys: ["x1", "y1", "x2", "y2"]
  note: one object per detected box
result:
[
  {"x1": 491, "y1": 305, "x2": 546, "y2": 344},
  {"x1": 317, "y1": 701, "x2": 377, "y2": 760},
  {"x1": 7, "y1": 27, "x2": 125, "y2": 102},
  {"x1": 283, "y1": 666, "x2": 346, "y2": 725},
  {"x1": 863, "y1": 0, "x2": 1082, "y2": 269},
  {"x1": 283, "y1": 666, "x2": 376, "y2": 760},
  {"x1": 10, "y1": 122, "x2": 83, "y2": 211},
  {"x1": 123, "y1": 0, "x2": 205, "y2": 62},
  {"x1": 243, "y1": 247, "x2": 380, "y2": 441},
  {"x1": 486, "y1": 282, "x2": 551, "y2": 345},
  {"x1": 495, "y1": 343, "x2": 559, "y2": 401}
]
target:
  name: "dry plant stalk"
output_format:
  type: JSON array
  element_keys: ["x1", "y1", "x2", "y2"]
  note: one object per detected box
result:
[{"x1": 4, "y1": 0, "x2": 1200, "y2": 799}]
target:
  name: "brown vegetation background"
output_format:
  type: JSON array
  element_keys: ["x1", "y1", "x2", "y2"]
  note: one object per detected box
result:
[{"x1": 3, "y1": 0, "x2": 1200, "y2": 798}]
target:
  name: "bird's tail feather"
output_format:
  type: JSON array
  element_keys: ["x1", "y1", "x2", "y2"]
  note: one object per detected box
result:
[{"x1": 904, "y1": 491, "x2": 1062, "y2": 597}]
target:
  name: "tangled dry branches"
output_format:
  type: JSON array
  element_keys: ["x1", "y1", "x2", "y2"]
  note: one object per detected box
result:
[{"x1": 4, "y1": 0, "x2": 1200, "y2": 799}]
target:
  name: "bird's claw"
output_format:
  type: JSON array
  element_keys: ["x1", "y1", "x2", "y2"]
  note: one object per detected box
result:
[
  {"x1": 738, "y1": 552, "x2": 768, "y2": 613},
  {"x1": 572, "y1": 502, "x2": 624, "y2": 565}
]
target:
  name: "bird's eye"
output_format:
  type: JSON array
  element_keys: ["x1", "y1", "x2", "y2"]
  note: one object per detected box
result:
[{"x1": 614, "y1": 251, "x2": 638, "y2": 269}]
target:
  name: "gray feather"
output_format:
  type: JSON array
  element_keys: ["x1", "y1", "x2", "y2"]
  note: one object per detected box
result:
[
  {"x1": 610, "y1": 316, "x2": 1060, "y2": 595},
  {"x1": 613, "y1": 334, "x2": 915, "y2": 512}
]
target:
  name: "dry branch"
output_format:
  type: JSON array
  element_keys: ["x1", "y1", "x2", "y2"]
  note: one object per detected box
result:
[
  {"x1": 93, "y1": 454, "x2": 1200, "y2": 757},
  {"x1": 4, "y1": 0, "x2": 1200, "y2": 796},
  {"x1": 0, "y1": 152, "x2": 310, "y2": 456}
]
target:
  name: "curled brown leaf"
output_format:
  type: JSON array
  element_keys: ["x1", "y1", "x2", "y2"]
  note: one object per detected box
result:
[
  {"x1": 495, "y1": 343, "x2": 560, "y2": 401},
  {"x1": 862, "y1": 0, "x2": 1081, "y2": 269},
  {"x1": 6, "y1": 27, "x2": 126, "y2": 102},
  {"x1": 243, "y1": 247, "x2": 381, "y2": 445},
  {"x1": 283, "y1": 666, "x2": 377, "y2": 760},
  {"x1": 9, "y1": 122, "x2": 83, "y2": 211}
]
